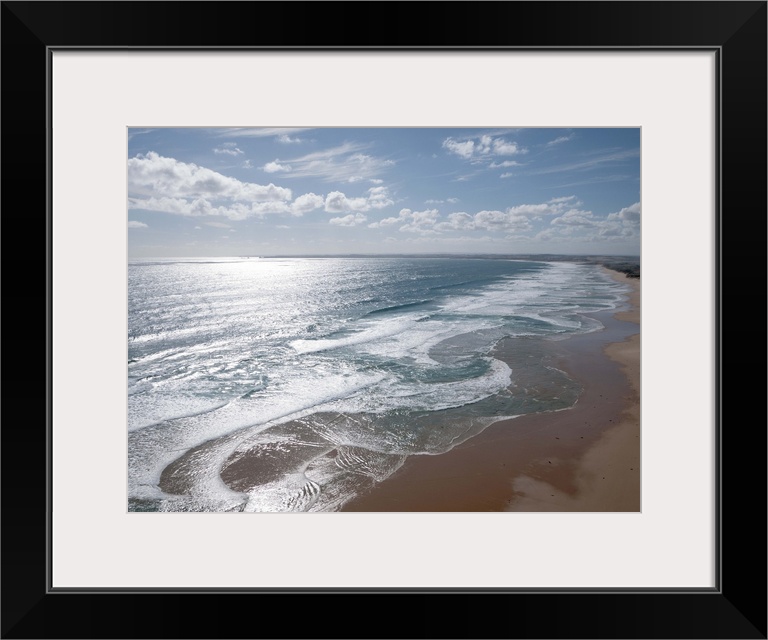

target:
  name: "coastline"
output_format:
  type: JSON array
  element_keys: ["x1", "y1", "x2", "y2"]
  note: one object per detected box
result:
[{"x1": 342, "y1": 268, "x2": 640, "y2": 512}]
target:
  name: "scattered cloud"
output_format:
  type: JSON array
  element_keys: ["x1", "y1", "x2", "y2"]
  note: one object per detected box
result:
[
  {"x1": 128, "y1": 156, "x2": 328, "y2": 220},
  {"x1": 527, "y1": 148, "x2": 639, "y2": 176},
  {"x1": 127, "y1": 129, "x2": 154, "y2": 141},
  {"x1": 553, "y1": 174, "x2": 634, "y2": 189},
  {"x1": 426, "y1": 197, "x2": 459, "y2": 205},
  {"x1": 219, "y1": 127, "x2": 312, "y2": 138},
  {"x1": 439, "y1": 210, "x2": 532, "y2": 233},
  {"x1": 129, "y1": 152, "x2": 291, "y2": 202},
  {"x1": 128, "y1": 152, "x2": 295, "y2": 221},
  {"x1": 491, "y1": 139, "x2": 524, "y2": 155},
  {"x1": 277, "y1": 134, "x2": 303, "y2": 144},
  {"x1": 434, "y1": 212, "x2": 474, "y2": 231},
  {"x1": 442, "y1": 138, "x2": 475, "y2": 159},
  {"x1": 370, "y1": 196, "x2": 586, "y2": 236},
  {"x1": 128, "y1": 196, "x2": 289, "y2": 220},
  {"x1": 443, "y1": 134, "x2": 527, "y2": 161},
  {"x1": 369, "y1": 208, "x2": 439, "y2": 234},
  {"x1": 329, "y1": 213, "x2": 368, "y2": 226},
  {"x1": 281, "y1": 143, "x2": 396, "y2": 183},
  {"x1": 213, "y1": 142, "x2": 244, "y2": 156},
  {"x1": 398, "y1": 208, "x2": 440, "y2": 234},
  {"x1": 607, "y1": 201, "x2": 641, "y2": 223},
  {"x1": 291, "y1": 192, "x2": 325, "y2": 215},
  {"x1": 324, "y1": 186, "x2": 393, "y2": 213},
  {"x1": 128, "y1": 220, "x2": 147, "y2": 228},
  {"x1": 552, "y1": 209, "x2": 598, "y2": 228},
  {"x1": 546, "y1": 134, "x2": 575, "y2": 146},
  {"x1": 263, "y1": 161, "x2": 292, "y2": 173},
  {"x1": 598, "y1": 202, "x2": 641, "y2": 238}
]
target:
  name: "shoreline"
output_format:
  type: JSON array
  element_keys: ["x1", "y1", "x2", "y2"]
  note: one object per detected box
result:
[{"x1": 342, "y1": 268, "x2": 640, "y2": 512}]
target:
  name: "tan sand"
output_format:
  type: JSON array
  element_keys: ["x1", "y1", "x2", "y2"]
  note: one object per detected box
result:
[
  {"x1": 509, "y1": 269, "x2": 640, "y2": 511},
  {"x1": 342, "y1": 267, "x2": 640, "y2": 512}
]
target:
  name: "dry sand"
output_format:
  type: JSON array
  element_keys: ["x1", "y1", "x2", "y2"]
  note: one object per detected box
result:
[{"x1": 342, "y1": 267, "x2": 640, "y2": 512}]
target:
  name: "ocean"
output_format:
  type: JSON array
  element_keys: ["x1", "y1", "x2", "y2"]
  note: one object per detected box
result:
[{"x1": 128, "y1": 257, "x2": 630, "y2": 512}]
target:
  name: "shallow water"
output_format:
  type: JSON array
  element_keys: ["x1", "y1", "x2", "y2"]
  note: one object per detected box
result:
[{"x1": 128, "y1": 257, "x2": 630, "y2": 512}]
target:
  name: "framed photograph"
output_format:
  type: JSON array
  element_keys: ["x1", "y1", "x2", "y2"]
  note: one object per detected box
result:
[{"x1": 4, "y1": 2, "x2": 765, "y2": 638}]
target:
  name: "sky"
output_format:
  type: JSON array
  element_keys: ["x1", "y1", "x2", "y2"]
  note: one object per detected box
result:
[{"x1": 127, "y1": 127, "x2": 640, "y2": 257}]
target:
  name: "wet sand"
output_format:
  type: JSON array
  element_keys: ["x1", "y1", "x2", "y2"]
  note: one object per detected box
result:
[{"x1": 342, "y1": 268, "x2": 640, "y2": 512}]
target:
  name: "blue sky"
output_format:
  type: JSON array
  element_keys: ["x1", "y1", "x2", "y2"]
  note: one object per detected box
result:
[{"x1": 128, "y1": 127, "x2": 640, "y2": 257}]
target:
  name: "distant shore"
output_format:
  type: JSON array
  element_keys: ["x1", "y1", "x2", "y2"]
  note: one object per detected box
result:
[{"x1": 342, "y1": 268, "x2": 640, "y2": 512}]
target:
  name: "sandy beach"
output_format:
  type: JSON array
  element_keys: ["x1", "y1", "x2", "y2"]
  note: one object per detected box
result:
[{"x1": 342, "y1": 267, "x2": 640, "y2": 512}]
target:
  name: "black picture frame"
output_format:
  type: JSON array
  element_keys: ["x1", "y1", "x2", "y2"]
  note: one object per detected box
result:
[{"x1": 3, "y1": 2, "x2": 765, "y2": 638}]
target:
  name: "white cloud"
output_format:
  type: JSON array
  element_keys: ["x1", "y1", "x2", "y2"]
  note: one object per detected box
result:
[
  {"x1": 432, "y1": 198, "x2": 581, "y2": 234},
  {"x1": 425, "y1": 197, "x2": 459, "y2": 205},
  {"x1": 242, "y1": 160, "x2": 254, "y2": 169},
  {"x1": 607, "y1": 201, "x2": 641, "y2": 223},
  {"x1": 263, "y1": 161, "x2": 292, "y2": 173},
  {"x1": 442, "y1": 137, "x2": 475, "y2": 159},
  {"x1": 324, "y1": 187, "x2": 393, "y2": 213},
  {"x1": 547, "y1": 134, "x2": 575, "y2": 146},
  {"x1": 598, "y1": 202, "x2": 641, "y2": 238},
  {"x1": 127, "y1": 153, "x2": 321, "y2": 223},
  {"x1": 329, "y1": 213, "x2": 368, "y2": 226},
  {"x1": 492, "y1": 139, "x2": 524, "y2": 155},
  {"x1": 500, "y1": 173, "x2": 514, "y2": 179},
  {"x1": 370, "y1": 178, "x2": 384, "y2": 184},
  {"x1": 489, "y1": 160, "x2": 521, "y2": 168},
  {"x1": 443, "y1": 135, "x2": 527, "y2": 161},
  {"x1": 291, "y1": 192, "x2": 325, "y2": 216},
  {"x1": 369, "y1": 207, "x2": 433, "y2": 231},
  {"x1": 128, "y1": 152, "x2": 292, "y2": 203},
  {"x1": 129, "y1": 192, "x2": 327, "y2": 220},
  {"x1": 127, "y1": 220, "x2": 147, "y2": 228},
  {"x1": 205, "y1": 221, "x2": 231, "y2": 228},
  {"x1": 551, "y1": 208, "x2": 598, "y2": 228},
  {"x1": 128, "y1": 196, "x2": 275, "y2": 221},
  {"x1": 280, "y1": 143, "x2": 395, "y2": 183},
  {"x1": 370, "y1": 197, "x2": 583, "y2": 236},
  {"x1": 548, "y1": 195, "x2": 578, "y2": 204},
  {"x1": 219, "y1": 127, "x2": 312, "y2": 138},
  {"x1": 213, "y1": 142, "x2": 243, "y2": 156},
  {"x1": 397, "y1": 208, "x2": 440, "y2": 234},
  {"x1": 277, "y1": 134, "x2": 303, "y2": 144},
  {"x1": 434, "y1": 212, "x2": 474, "y2": 231},
  {"x1": 367, "y1": 186, "x2": 394, "y2": 209},
  {"x1": 249, "y1": 201, "x2": 293, "y2": 216},
  {"x1": 474, "y1": 210, "x2": 532, "y2": 232},
  {"x1": 325, "y1": 191, "x2": 370, "y2": 213},
  {"x1": 527, "y1": 148, "x2": 639, "y2": 176},
  {"x1": 368, "y1": 214, "x2": 402, "y2": 229}
]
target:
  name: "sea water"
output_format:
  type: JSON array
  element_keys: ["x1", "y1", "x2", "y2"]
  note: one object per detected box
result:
[{"x1": 128, "y1": 257, "x2": 630, "y2": 512}]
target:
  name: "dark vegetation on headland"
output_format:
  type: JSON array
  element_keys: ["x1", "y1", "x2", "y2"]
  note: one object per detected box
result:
[{"x1": 264, "y1": 253, "x2": 641, "y2": 279}]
